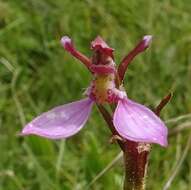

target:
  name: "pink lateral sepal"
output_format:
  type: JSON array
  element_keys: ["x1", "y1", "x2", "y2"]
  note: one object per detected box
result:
[
  {"x1": 21, "y1": 98, "x2": 94, "y2": 139},
  {"x1": 113, "y1": 98, "x2": 168, "y2": 147},
  {"x1": 61, "y1": 36, "x2": 92, "y2": 70},
  {"x1": 118, "y1": 35, "x2": 152, "y2": 82}
]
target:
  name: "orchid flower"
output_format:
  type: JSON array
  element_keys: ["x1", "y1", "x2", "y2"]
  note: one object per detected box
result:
[{"x1": 22, "y1": 35, "x2": 168, "y2": 147}]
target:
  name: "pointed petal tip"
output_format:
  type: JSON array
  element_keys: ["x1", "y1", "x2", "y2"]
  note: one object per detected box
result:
[
  {"x1": 16, "y1": 131, "x2": 27, "y2": 137},
  {"x1": 21, "y1": 123, "x2": 34, "y2": 136},
  {"x1": 150, "y1": 124, "x2": 168, "y2": 147},
  {"x1": 159, "y1": 134, "x2": 168, "y2": 147},
  {"x1": 20, "y1": 124, "x2": 62, "y2": 139},
  {"x1": 150, "y1": 133, "x2": 168, "y2": 147},
  {"x1": 161, "y1": 141, "x2": 168, "y2": 148}
]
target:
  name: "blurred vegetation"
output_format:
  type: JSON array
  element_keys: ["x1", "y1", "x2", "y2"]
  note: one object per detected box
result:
[{"x1": 0, "y1": 0, "x2": 191, "y2": 189}]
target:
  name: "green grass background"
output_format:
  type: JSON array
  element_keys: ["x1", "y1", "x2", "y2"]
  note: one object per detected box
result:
[{"x1": 0, "y1": 0, "x2": 191, "y2": 189}]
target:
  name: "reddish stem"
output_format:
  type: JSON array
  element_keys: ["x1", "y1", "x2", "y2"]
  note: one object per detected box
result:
[{"x1": 123, "y1": 141, "x2": 150, "y2": 190}]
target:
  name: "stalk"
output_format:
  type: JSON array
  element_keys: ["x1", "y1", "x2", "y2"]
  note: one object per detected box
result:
[{"x1": 123, "y1": 141, "x2": 150, "y2": 190}]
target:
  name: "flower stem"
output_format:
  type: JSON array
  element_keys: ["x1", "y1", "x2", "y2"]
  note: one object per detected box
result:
[{"x1": 123, "y1": 141, "x2": 150, "y2": 190}]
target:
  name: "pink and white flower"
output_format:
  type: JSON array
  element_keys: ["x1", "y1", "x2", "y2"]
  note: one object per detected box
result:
[{"x1": 22, "y1": 35, "x2": 168, "y2": 147}]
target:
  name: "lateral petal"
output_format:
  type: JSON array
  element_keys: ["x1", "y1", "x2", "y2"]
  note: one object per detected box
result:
[
  {"x1": 113, "y1": 98, "x2": 168, "y2": 147},
  {"x1": 22, "y1": 98, "x2": 94, "y2": 139}
]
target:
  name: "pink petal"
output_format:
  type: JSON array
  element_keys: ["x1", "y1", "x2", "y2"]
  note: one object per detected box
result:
[
  {"x1": 113, "y1": 98, "x2": 168, "y2": 147},
  {"x1": 91, "y1": 36, "x2": 114, "y2": 57},
  {"x1": 22, "y1": 98, "x2": 94, "y2": 139}
]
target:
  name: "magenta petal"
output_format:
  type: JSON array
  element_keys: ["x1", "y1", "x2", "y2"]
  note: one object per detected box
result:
[
  {"x1": 113, "y1": 98, "x2": 168, "y2": 147},
  {"x1": 22, "y1": 98, "x2": 94, "y2": 139}
]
